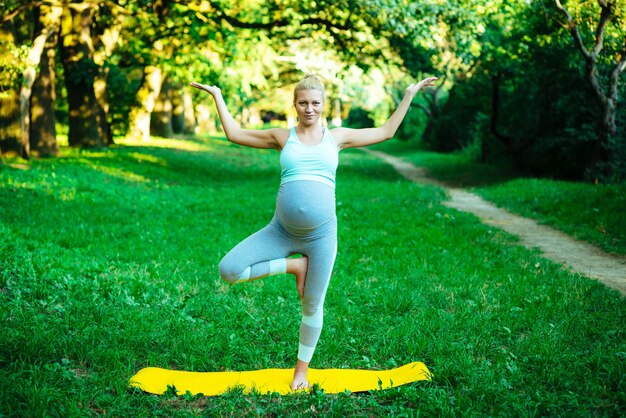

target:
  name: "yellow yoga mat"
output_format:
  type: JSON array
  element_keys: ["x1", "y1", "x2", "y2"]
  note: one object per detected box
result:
[{"x1": 129, "y1": 362, "x2": 431, "y2": 396}]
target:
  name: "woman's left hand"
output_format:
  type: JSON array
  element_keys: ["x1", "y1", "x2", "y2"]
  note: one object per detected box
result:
[
  {"x1": 189, "y1": 82, "x2": 221, "y2": 97},
  {"x1": 405, "y1": 77, "x2": 438, "y2": 97}
]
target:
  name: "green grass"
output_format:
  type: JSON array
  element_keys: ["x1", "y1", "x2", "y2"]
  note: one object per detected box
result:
[
  {"x1": 373, "y1": 139, "x2": 626, "y2": 256},
  {"x1": 1, "y1": 136, "x2": 625, "y2": 416},
  {"x1": 372, "y1": 139, "x2": 519, "y2": 188},
  {"x1": 476, "y1": 179, "x2": 626, "y2": 256}
]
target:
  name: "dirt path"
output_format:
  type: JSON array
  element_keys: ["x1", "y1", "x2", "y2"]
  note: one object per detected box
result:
[{"x1": 365, "y1": 149, "x2": 626, "y2": 296}]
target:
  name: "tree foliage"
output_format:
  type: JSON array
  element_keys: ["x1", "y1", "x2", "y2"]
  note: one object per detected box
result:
[
  {"x1": 412, "y1": 0, "x2": 626, "y2": 180},
  {"x1": 1, "y1": 0, "x2": 624, "y2": 180}
]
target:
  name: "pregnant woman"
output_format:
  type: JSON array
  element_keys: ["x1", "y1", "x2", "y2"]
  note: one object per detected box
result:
[{"x1": 190, "y1": 73, "x2": 437, "y2": 390}]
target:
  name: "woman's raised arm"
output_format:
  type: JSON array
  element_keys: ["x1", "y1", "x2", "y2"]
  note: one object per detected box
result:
[
  {"x1": 190, "y1": 82, "x2": 286, "y2": 150},
  {"x1": 333, "y1": 77, "x2": 438, "y2": 149}
]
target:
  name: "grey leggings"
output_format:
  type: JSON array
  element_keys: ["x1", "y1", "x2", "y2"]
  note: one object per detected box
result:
[{"x1": 219, "y1": 180, "x2": 337, "y2": 363}]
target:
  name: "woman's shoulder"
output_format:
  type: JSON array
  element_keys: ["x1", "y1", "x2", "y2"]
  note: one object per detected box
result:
[
  {"x1": 329, "y1": 127, "x2": 352, "y2": 138},
  {"x1": 328, "y1": 127, "x2": 352, "y2": 148},
  {"x1": 269, "y1": 127, "x2": 291, "y2": 136},
  {"x1": 268, "y1": 127, "x2": 291, "y2": 149}
]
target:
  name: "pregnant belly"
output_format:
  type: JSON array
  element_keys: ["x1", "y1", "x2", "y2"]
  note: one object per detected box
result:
[{"x1": 276, "y1": 181, "x2": 335, "y2": 230}]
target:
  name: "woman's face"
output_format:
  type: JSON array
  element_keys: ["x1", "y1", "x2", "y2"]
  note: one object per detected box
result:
[{"x1": 294, "y1": 89, "x2": 324, "y2": 125}]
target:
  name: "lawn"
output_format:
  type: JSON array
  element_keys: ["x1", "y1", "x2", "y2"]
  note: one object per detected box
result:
[
  {"x1": 1, "y1": 136, "x2": 624, "y2": 416},
  {"x1": 373, "y1": 140, "x2": 626, "y2": 256}
]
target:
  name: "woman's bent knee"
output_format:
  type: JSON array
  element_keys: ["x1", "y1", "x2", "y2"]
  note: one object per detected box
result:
[{"x1": 219, "y1": 259, "x2": 248, "y2": 283}]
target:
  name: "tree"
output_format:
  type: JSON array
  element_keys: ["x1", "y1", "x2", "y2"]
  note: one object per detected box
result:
[
  {"x1": 128, "y1": 64, "x2": 164, "y2": 140},
  {"x1": 59, "y1": 2, "x2": 104, "y2": 147},
  {"x1": 4, "y1": 0, "x2": 422, "y2": 154},
  {"x1": 91, "y1": 3, "x2": 125, "y2": 146},
  {"x1": 150, "y1": 74, "x2": 174, "y2": 137},
  {"x1": 399, "y1": 0, "x2": 625, "y2": 180},
  {"x1": 1, "y1": 1, "x2": 40, "y2": 157},
  {"x1": 29, "y1": 4, "x2": 63, "y2": 157},
  {"x1": 556, "y1": 0, "x2": 626, "y2": 176},
  {"x1": 378, "y1": 0, "x2": 493, "y2": 148},
  {"x1": 0, "y1": 20, "x2": 24, "y2": 156}
]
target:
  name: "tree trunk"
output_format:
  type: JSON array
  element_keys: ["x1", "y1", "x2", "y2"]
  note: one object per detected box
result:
[
  {"x1": 246, "y1": 106, "x2": 261, "y2": 127},
  {"x1": 30, "y1": 5, "x2": 63, "y2": 157},
  {"x1": 0, "y1": 92, "x2": 21, "y2": 156},
  {"x1": 421, "y1": 84, "x2": 450, "y2": 146},
  {"x1": 93, "y1": 14, "x2": 122, "y2": 146},
  {"x1": 20, "y1": 5, "x2": 63, "y2": 159},
  {"x1": 594, "y1": 63, "x2": 625, "y2": 165},
  {"x1": 20, "y1": 31, "x2": 48, "y2": 159},
  {"x1": 128, "y1": 66, "x2": 163, "y2": 141},
  {"x1": 171, "y1": 84, "x2": 185, "y2": 134},
  {"x1": 94, "y1": 71, "x2": 113, "y2": 145},
  {"x1": 489, "y1": 74, "x2": 531, "y2": 171},
  {"x1": 331, "y1": 98, "x2": 342, "y2": 127},
  {"x1": 59, "y1": 3, "x2": 103, "y2": 147},
  {"x1": 0, "y1": 27, "x2": 21, "y2": 155},
  {"x1": 151, "y1": 76, "x2": 174, "y2": 138},
  {"x1": 195, "y1": 103, "x2": 215, "y2": 134},
  {"x1": 555, "y1": 0, "x2": 626, "y2": 170},
  {"x1": 182, "y1": 90, "x2": 197, "y2": 134},
  {"x1": 30, "y1": 34, "x2": 59, "y2": 157}
]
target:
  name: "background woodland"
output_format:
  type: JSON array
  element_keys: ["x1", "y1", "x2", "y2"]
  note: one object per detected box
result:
[{"x1": 1, "y1": 0, "x2": 625, "y2": 181}]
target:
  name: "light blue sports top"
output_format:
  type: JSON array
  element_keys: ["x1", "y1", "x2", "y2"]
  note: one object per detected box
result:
[{"x1": 280, "y1": 127, "x2": 339, "y2": 189}]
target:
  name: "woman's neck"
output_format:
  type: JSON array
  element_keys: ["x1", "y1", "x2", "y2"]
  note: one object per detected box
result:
[{"x1": 296, "y1": 122, "x2": 323, "y2": 134}]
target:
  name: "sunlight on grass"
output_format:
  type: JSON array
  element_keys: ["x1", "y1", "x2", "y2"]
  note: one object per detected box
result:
[
  {"x1": 127, "y1": 152, "x2": 167, "y2": 166},
  {"x1": 6, "y1": 162, "x2": 32, "y2": 170},
  {"x1": 90, "y1": 164, "x2": 151, "y2": 184},
  {"x1": 116, "y1": 135, "x2": 229, "y2": 152}
]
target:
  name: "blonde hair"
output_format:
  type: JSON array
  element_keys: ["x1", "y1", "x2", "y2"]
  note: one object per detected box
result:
[{"x1": 293, "y1": 73, "x2": 326, "y2": 103}]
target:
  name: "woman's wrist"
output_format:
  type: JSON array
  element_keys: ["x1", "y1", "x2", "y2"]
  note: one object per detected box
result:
[{"x1": 213, "y1": 91, "x2": 225, "y2": 104}]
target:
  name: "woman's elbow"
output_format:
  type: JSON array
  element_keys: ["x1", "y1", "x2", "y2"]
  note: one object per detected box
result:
[
  {"x1": 377, "y1": 123, "x2": 396, "y2": 140},
  {"x1": 381, "y1": 127, "x2": 395, "y2": 142},
  {"x1": 223, "y1": 128, "x2": 242, "y2": 143}
]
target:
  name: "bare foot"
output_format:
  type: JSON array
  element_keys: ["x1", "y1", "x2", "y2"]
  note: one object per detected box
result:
[
  {"x1": 288, "y1": 256, "x2": 308, "y2": 299},
  {"x1": 291, "y1": 360, "x2": 310, "y2": 390}
]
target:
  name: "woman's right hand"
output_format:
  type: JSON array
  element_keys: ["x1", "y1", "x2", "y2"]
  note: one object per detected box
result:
[
  {"x1": 404, "y1": 77, "x2": 438, "y2": 98},
  {"x1": 189, "y1": 82, "x2": 221, "y2": 96}
]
